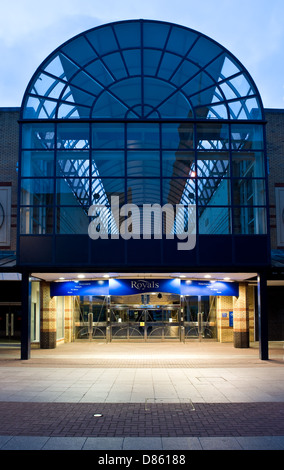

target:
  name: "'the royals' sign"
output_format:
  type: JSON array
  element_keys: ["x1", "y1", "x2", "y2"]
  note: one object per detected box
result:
[{"x1": 109, "y1": 278, "x2": 180, "y2": 295}]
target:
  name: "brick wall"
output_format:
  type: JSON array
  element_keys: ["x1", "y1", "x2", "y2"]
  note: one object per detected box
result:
[
  {"x1": 0, "y1": 108, "x2": 20, "y2": 252},
  {"x1": 265, "y1": 109, "x2": 284, "y2": 249}
]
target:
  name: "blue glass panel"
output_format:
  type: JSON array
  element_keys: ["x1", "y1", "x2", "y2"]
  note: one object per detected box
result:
[
  {"x1": 92, "y1": 91, "x2": 129, "y2": 118},
  {"x1": 225, "y1": 74, "x2": 252, "y2": 97},
  {"x1": 199, "y1": 206, "x2": 231, "y2": 234},
  {"x1": 122, "y1": 49, "x2": 141, "y2": 76},
  {"x1": 70, "y1": 71, "x2": 103, "y2": 96},
  {"x1": 167, "y1": 26, "x2": 198, "y2": 56},
  {"x1": 197, "y1": 151, "x2": 229, "y2": 178},
  {"x1": 232, "y1": 152, "x2": 264, "y2": 178},
  {"x1": 153, "y1": 92, "x2": 192, "y2": 118},
  {"x1": 198, "y1": 178, "x2": 231, "y2": 205},
  {"x1": 59, "y1": 54, "x2": 81, "y2": 78},
  {"x1": 231, "y1": 124, "x2": 264, "y2": 150},
  {"x1": 56, "y1": 151, "x2": 89, "y2": 177},
  {"x1": 163, "y1": 178, "x2": 195, "y2": 205},
  {"x1": 62, "y1": 36, "x2": 97, "y2": 65},
  {"x1": 57, "y1": 102, "x2": 90, "y2": 119},
  {"x1": 162, "y1": 123, "x2": 194, "y2": 150},
  {"x1": 233, "y1": 207, "x2": 267, "y2": 234},
  {"x1": 32, "y1": 73, "x2": 61, "y2": 98},
  {"x1": 190, "y1": 36, "x2": 222, "y2": 68},
  {"x1": 56, "y1": 206, "x2": 89, "y2": 234},
  {"x1": 93, "y1": 178, "x2": 125, "y2": 206},
  {"x1": 158, "y1": 52, "x2": 183, "y2": 80},
  {"x1": 171, "y1": 59, "x2": 200, "y2": 86},
  {"x1": 127, "y1": 151, "x2": 160, "y2": 176},
  {"x1": 182, "y1": 73, "x2": 215, "y2": 98},
  {"x1": 143, "y1": 78, "x2": 176, "y2": 111},
  {"x1": 196, "y1": 123, "x2": 229, "y2": 149},
  {"x1": 56, "y1": 178, "x2": 89, "y2": 206},
  {"x1": 143, "y1": 22, "x2": 170, "y2": 48},
  {"x1": 143, "y1": 49, "x2": 162, "y2": 76},
  {"x1": 190, "y1": 85, "x2": 225, "y2": 109},
  {"x1": 114, "y1": 22, "x2": 141, "y2": 48},
  {"x1": 110, "y1": 78, "x2": 142, "y2": 115},
  {"x1": 127, "y1": 123, "x2": 159, "y2": 148},
  {"x1": 57, "y1": 123, "x2": 89, "y2": 149},
  {"x1": 86, "y1": 60, "x2": 114, "y2": 86},
  {"x1": 86, "y1": 26, "x2": 117, "y2": 55},
  {"x1": 22, "y1": 151, "x2": 54, "y2": 177},
  {"x1": 232, "y1": 178, "x2": 266, "y2": 205},
  {"x1": 196, "y1": 103, "x2": 228, "y2": 120},
  {"x1": 127, "y1": 179, "x2": 160, "y2": 204},
  {"x1": 229, "y1": 97, "x2": 261, "y2": 120},
  {"x1": 103, "y1": 52, "x2": 128, "y2": 79},
  {"x1": 21, "y1": 179, "x2": 54, "y2": 205},
  {"x1": 20, "y1": 206, "x2": 53, "y2": 234},
  {"x1": 92, "y1": 123, "x2": 125, "y2": 148},
  {"x1": 22, "y1": 123, "x2": 55, "y2": 149},
  {"x1": 92, "y1": 151, "x2": 125, "y2": 177},
  {"x1": 162, "y1": 151, "x2": 194, "y2": 177},
  {"x1": 63, "y1": 87, "x2": 95, "y2": 107}
]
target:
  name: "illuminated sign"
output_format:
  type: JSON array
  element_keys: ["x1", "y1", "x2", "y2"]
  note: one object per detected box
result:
[
  {"x1": 50, "y1": 278, "x2": 238, "y2": 297},
  {"x1": 50, "y1": 280, "x2": 109, "y2": 297},
  {"x1": 109, "y1": 278, "x2": 180, "y2": 295},
  {"x1": 180, "y1": 280, "x2": 238, "y2": 296}
]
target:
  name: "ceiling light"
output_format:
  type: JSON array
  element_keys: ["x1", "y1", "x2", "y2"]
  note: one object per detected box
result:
[
  {"x1": 103, "y1": 274, "x2": 110, "y2": 278},
  {"x1": 204, "y1": 275, "x2": 211, "y2": 278},
  {"x1": 59, "y1": 277, "x2": 65, "y2": 280},
  {"x1": 224, "y1": 277, "x2": 231, "y2": 280},
  {"x1": 179, "y1": 275, "x2": 186, "y2": 278},
  {"x1": 77, "y1": 274, "x2": 85, "y2": 279}
]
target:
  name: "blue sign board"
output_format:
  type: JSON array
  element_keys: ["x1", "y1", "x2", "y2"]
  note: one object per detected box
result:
[
  {"x1": 180, "y1": 280, "x2": 239, "y2": 296},
  {"x1": 109, "y1": 278, "x2": 180, "y2": 295},
  {"x1": 50, "y1": 278, "x2": 238, "y2": 297},
  {"x1": 50, "y1": 280, "x2": 109, "y2": 297}
]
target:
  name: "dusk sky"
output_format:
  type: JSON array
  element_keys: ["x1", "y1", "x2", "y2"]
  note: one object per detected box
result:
[{"x1": 1, "y1": 0, "x2": 283, "y2": 109}]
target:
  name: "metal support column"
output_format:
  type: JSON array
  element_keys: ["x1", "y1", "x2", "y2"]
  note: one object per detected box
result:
[
  {"x1": 257, "y1": 272, "x2": 269, "y2": 360},
  {"x1": 21, "y1": 271, "x2": 31, "y2": 360}
]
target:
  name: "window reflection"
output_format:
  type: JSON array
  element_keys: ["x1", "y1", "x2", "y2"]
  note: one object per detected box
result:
[{"x1": 20, "y1": 121, "x2": 267, "y2": 237}]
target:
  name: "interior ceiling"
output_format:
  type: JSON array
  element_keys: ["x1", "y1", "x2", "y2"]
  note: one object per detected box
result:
[{"x1": 31, "y1": 272, "x2": 258, "y2": 282}]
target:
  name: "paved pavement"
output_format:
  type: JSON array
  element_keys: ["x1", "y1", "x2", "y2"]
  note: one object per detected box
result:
[{"x1": 0, "y1": 341, "x2": 283, "y2": 451}]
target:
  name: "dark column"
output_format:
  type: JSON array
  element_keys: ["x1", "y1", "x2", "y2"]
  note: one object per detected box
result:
[
  {"x1": 21, "y1": 271, "x2": 31, "y2": 360},
  {"x1": 257, "y1": 272, "x2": 269, "y2": 360}
]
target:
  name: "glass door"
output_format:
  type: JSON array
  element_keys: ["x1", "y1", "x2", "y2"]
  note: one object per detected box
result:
[
  {"x1": 110, "y1": 307, "x2": 145, "y2": 340},
  {"x1": 184, "y1": 296, "x2": 217, "y2": 341},
  {"x1": 146, "y1": 307, "x2": 180, "y2": 340},
  {"x1": 75, "y1": 296, "x2": 107, "y2": 341},
  {"x1": 0, "y1": 304, "x2": 22, "y2": 344}
]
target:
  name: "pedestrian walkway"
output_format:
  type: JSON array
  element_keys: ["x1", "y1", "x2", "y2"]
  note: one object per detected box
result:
[{"x1": 0, "y1": 341, "x2": 283, "y2": 450}]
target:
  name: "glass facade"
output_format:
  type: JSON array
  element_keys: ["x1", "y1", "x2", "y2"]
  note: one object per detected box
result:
[
  {"x1": 19, "y1": 19, "x2": 269, "y2": 266},
  {"x1": 20, "y1": 121, "x2": 267, "y2": 236}
]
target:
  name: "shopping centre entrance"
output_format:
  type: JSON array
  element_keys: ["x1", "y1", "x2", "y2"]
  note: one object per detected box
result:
[{"x1": 75, "y1": 292, "x2": 217, "y2": 343}]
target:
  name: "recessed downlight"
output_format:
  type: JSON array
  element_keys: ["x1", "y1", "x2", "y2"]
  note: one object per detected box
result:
[
  {"x1": 204, "y1": 274, "x2": 211, "y2": 278},
  {"x1": 77, "y1": 274, "x2": 85, "y2": 279}
]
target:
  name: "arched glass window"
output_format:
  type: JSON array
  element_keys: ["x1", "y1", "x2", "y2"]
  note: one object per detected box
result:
[
  {"x1": 21, "y1": 20, "x2": 263, "y2": 121},
  {"x1": 19, "y1": 20, "x2": 268, "y2": 241}
]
